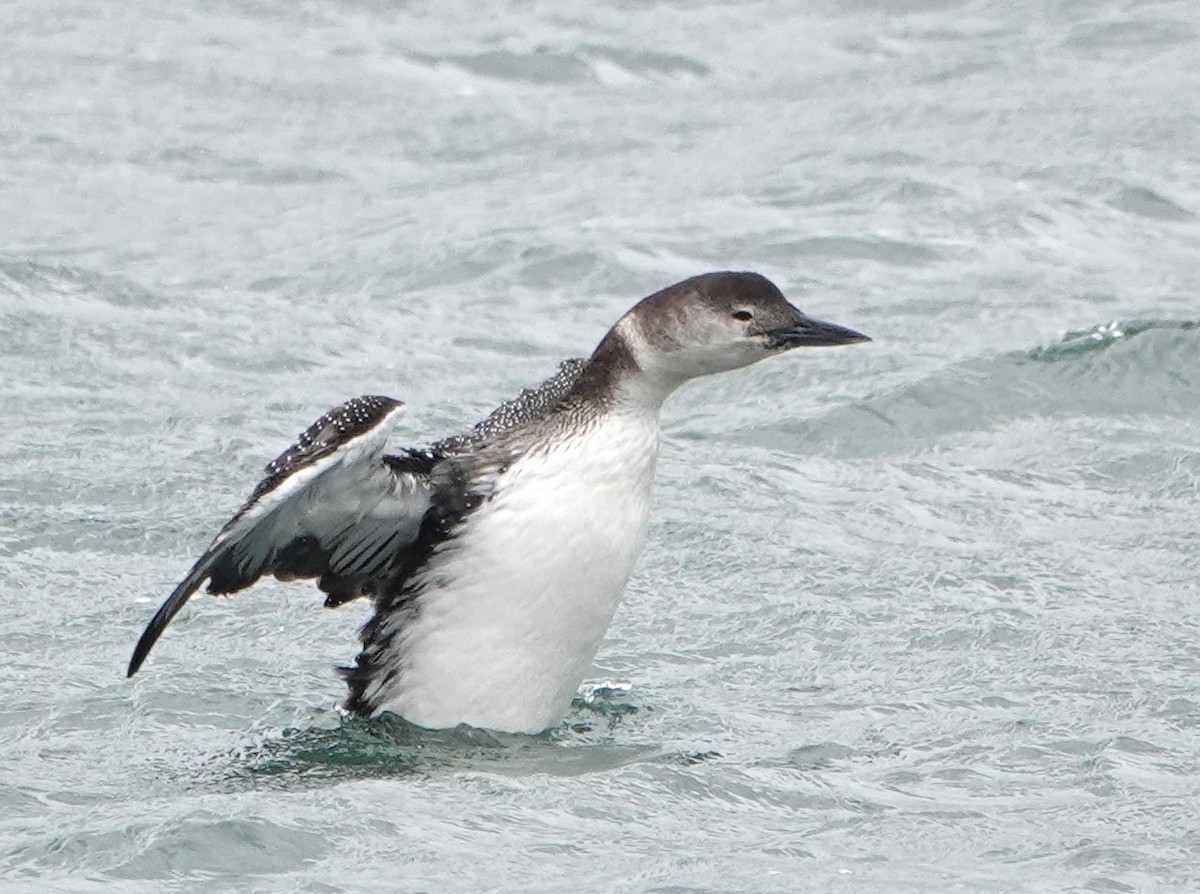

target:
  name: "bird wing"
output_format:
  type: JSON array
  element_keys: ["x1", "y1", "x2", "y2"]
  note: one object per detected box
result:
[
  {"x1": 127, "y1": 395, "x2": 429, "y2": 676},
  {"x1": 127, "y1": 358, "x2": 590, "y2": 680}
]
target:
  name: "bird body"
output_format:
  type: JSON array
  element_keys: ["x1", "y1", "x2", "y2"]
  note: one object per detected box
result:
[{"x1": 366, "y1": 407, "x2": 661, "y2": 732}]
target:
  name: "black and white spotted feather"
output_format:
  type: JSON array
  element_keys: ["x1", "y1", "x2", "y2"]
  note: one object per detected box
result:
[{"x1": 432, "y1": 358, "x2": 585, "y2": 454}]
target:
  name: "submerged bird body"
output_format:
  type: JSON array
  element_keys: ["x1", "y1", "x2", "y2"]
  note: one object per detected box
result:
[{"x1": 128, "y1": 272, "x2": 869, "y2": 734}]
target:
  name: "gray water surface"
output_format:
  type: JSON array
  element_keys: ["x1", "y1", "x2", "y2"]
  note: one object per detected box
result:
[{"x1": 2, "y1": 1, "x2": 1199, "y2": 891}]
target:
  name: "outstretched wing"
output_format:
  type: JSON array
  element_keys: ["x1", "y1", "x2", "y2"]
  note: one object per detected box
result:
[
  {"x1": 127, "y1": 395, "x2": 426, "y2": 676},
  {"x1": 127, "y1": 358, "x2": 591, "y2": 687}
]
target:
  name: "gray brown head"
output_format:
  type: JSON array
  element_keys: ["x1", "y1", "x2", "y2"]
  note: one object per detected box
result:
[{"x1": 581, "y1": 271, "x2": 871, "y2": 409}]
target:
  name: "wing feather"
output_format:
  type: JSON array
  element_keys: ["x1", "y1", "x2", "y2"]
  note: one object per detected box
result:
[{"x1": 127, "y1": 396, "x2": 424, "y2": 676}]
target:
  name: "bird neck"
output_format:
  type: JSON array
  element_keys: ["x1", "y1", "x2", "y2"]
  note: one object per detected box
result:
[{"x1": 566, "y1": 323, "x2": 682, "y2": 417}]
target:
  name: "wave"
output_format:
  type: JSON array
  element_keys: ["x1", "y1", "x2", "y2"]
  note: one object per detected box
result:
[
  {"x1": 402, "y1": 42, "x2": 709, "y2": 86},
  {"x1": 724, "y1": 318, "x2": 1200, "y2": 458}
]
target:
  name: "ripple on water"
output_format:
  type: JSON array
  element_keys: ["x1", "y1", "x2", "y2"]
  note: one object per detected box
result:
[
  {"x1": 712, "y1": 319, "x2": 1200, "y2": 459},
  {"x1": 214, "y1": 686, "x2": 652, "y2": 790},
  {"x1": 112, "y1": 815, "x2": 331, "y2": 881},
  {"x1": 1106, "y1": 185, "x2": 1195, "y2": 222}
]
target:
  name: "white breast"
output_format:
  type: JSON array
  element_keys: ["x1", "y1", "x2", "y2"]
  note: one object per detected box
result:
[{"x1": 372, "y1": 409, "x2": 661, "y2": 733}]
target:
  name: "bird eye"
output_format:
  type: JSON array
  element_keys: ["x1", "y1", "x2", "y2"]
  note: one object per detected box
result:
[{"x1": 731, "y1": 310, "x2": 753, "y2": 321}]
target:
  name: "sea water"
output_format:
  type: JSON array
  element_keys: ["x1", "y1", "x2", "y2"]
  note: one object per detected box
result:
[{"x1": 2, "y1": 1, "x2": 1198, "y2": 891}]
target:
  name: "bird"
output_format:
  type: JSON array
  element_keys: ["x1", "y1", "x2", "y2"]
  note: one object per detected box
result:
[{"x1": 127, "y1": 271, "x2": 870, "y2": 734}]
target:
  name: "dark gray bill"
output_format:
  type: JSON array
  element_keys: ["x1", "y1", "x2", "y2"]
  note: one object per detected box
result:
[{"x1": 767, "y1": 317, "x2": 872, "y2": 348}]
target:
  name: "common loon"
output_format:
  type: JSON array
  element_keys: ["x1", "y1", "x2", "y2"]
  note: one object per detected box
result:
[{"x1": 127, "y1": 271, "x2": 870, "y2": 734}]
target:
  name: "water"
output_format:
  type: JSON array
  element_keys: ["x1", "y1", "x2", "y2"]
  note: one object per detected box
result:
[{"x1": 2, "y1": 0, "x2": 1199, "y2": 890}]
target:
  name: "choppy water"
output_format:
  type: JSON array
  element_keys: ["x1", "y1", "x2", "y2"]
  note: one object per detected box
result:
[{"x1": 3, "y1": 1, "x2": 1199, "y2": 891}]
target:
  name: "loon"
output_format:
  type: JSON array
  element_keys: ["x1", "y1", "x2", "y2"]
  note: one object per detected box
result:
[{"x1": 127, "y1": 271, "x2": 870, "y2": 734}]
